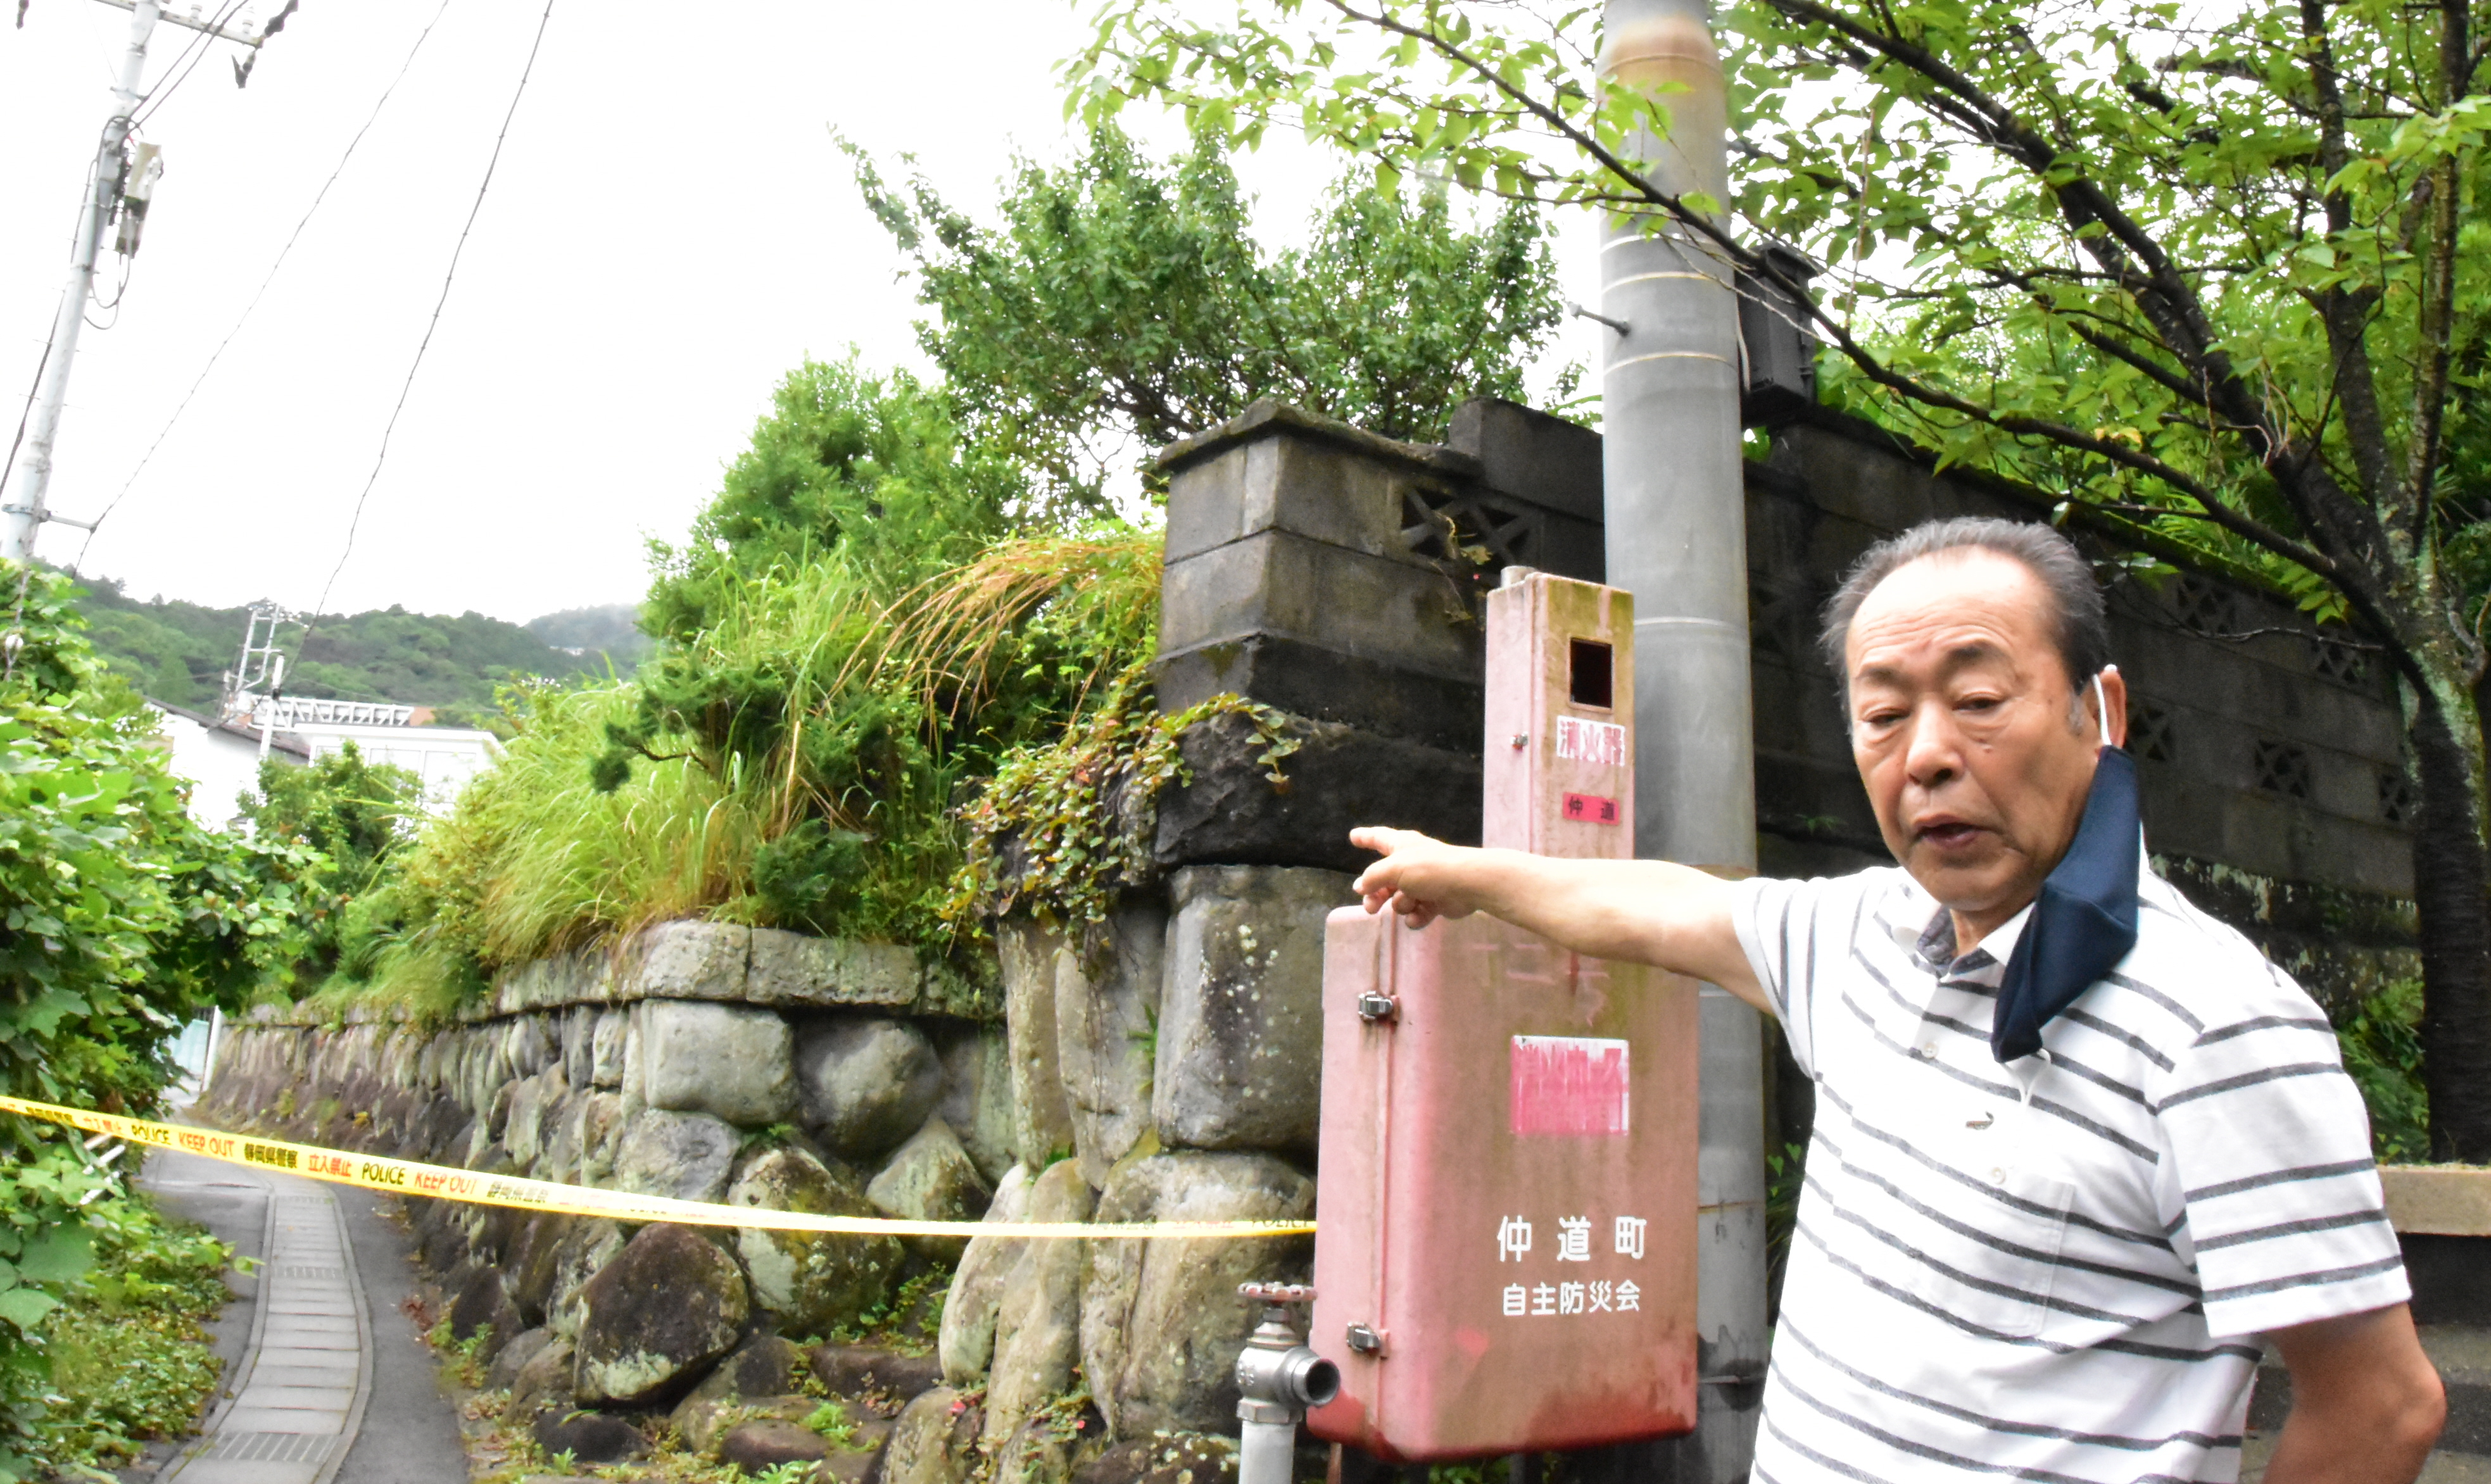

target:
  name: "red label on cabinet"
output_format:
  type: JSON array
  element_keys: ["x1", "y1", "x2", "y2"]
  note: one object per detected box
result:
[
  {"x1": 1561, "y1": 792, "x2": 1620, "y2": 824},
  {"x1": 1510, "y1": 1036, "x2": 1630, "y2": 1136}
]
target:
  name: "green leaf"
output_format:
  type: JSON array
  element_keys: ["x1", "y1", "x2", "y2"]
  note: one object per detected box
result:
[
  {"x1": 14, "y1": 1228, "x2": 92, "y2": 1286},
  {"x1": 0, "y1": 1291, "x2": 56, "y2": 1334}
]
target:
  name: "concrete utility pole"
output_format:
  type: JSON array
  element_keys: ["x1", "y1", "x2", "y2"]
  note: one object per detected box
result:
[
  {"x1": 3, "y1": 0, "x2": 270, "y2": 563},
  {"x1": 1595, "y1": 3, "x2": 1768, "y2": 1481}
]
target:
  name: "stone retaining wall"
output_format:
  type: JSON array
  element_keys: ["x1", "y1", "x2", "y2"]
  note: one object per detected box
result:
[{"x1": 199, "y1": 886, "x2": 1332, "y2": 1484}]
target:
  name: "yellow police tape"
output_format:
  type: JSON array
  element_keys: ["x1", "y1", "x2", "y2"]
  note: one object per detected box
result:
[{"x1": 0, "y1": 1095, "x2": 1315, "y2": 1242}]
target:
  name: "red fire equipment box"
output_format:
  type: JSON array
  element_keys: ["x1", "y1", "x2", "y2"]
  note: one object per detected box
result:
[{"x1": 1308, "y1": 571, "x2": 1700, "y2": 1461}]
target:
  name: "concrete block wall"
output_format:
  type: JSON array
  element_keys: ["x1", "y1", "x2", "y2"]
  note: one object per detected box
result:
[
  {"x1": 1157, "y1": 394, "x2": 2420, "y2": 1007},
  {"x1": 1156, "y1": 399, "x2": 1603, "y2": 753}
]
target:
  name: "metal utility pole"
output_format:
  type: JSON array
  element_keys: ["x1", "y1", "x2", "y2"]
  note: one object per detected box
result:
[
  {"x1": 1595, "y1": 3, "x2": 1767, "y2": 1481},
  {"x1": 219, "y1": 597, "x2": 293, "y2": 757},
  {"x1": 3, "y1": 0, "x2": 272, "y2": 563}
]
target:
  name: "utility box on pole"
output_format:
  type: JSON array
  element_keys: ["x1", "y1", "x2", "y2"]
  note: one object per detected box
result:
[{"x1": 1308, "y1": 570, "x2": 1701, "y2": 1461}]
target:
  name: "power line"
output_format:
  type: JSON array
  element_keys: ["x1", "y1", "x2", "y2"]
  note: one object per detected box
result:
[
  {"x1": 74, "y1": 0, "x2": 457, "y2": 575},
  {"x1": 291, "y1": 0, "x2": 555, "y2": 680},
  {"x1": 128, "y1": 0, "x2": 248, "y2": 129},
  {"x1": 1, "y1": 294, "x2": 64, "y2": 506}
]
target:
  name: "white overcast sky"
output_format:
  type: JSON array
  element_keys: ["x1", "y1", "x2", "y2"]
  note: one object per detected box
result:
[{"x1": 3, "y1": 1, "x2": 1604, "y2": 626}]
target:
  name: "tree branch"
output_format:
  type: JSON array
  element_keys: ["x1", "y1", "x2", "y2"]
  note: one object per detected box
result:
[
  {"x1": 2297, "y1": 0, "x2": 2403, "y2": 518},
  {"x1": 1306, "y1": 0, "x2": 2348, "y2": 588},
  {"x1": 2404, "y1": 0, "x2": 2470, "y2": 542}
]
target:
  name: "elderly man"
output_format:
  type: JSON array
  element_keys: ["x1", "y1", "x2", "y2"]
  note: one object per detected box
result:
[{"x1": 1351, "y1": 518, "x2": 2445, "y2": 1484}]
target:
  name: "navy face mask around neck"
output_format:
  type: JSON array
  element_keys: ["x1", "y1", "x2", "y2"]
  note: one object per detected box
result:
[{"x1": 1990, "y1": 686, "x2": 2142, "y2": 1065}]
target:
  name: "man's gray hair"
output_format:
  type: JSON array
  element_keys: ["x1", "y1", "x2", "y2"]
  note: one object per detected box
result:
[{"x1": 1818, "y1": 517, "x2": 2111, "y2": 701}]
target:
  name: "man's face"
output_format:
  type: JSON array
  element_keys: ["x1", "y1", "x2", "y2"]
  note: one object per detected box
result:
[{"x1": 1844, "y1": 551, "x2": 2109, "y2": 936}]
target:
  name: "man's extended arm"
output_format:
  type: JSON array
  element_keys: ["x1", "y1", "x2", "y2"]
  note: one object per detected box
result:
[
  {"x1": 2260, "y1": 1304, "x2": 2444, "y2": 1483},
  {"x1": 1347, "y1": 826, "x2": 1772, "y2": 1012}
]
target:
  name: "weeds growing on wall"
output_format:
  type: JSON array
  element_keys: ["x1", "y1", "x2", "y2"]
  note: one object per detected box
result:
[
  {"x1": 951, "y1": 672, "x2": 1299, "y2": 930},
  {"x1": 2339, "y1": 978, "x2": 2431, "y2": 1164}
]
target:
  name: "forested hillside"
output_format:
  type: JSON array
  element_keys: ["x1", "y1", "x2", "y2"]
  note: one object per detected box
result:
[
  {"x1": 522, "y1": 603, "x2": 652, "y2": 667},
  {"x1": 66, "y1": 574, "x2": 645, "y2": 720}
]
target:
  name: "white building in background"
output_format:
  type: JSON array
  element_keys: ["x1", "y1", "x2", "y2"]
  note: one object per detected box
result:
[
  {"x1": 283, "y1": 715, "x2": 503, "y2": 811},
  {"x1": 143, "y1": 696, "x2": 504, "y2": 827},
  {"x1": 146, "y1": 700, "x2": 308, "y2": 828}
]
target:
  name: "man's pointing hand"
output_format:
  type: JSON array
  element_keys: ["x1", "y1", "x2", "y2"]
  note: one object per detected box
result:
[
  {"x1": 1349, "y1": 827, "x2": 1483, "y2": 929},
  {"x1": 1344, "y1": 826, "x2": 1767, "y2": 1010}
]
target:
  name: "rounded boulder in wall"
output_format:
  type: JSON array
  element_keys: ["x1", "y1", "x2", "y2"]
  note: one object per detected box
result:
[
  {"x1": 572, "y1": 1223, "x2": 749, "y2": 1408},
  {"x1": 1079, "y1": 1151, "x2": 1315, "y2": 1437},
  {"x1": 867, "y1": 1116, "x2": 995, "y2": 1263},
  {"x1": 727, "y1": 1143, "x2": 904, "y2": 1337},
  {"x1": 505, "y1": 1333, "x2": 576, "y2": 1421},
  {"x1": 881, "y1": 1387, "x2": 985, "y2": 1484},
  {"x1": 795, "y1": 1018, "x2": 943, "y2": 1160},
  {"x1": 613, "y1": 1109, "x2": 739, "y2": 1205},
  {"x1": 937, "y1": 1160, "x2": 1034, "y2": 1383},
  {"x1": 639, "y1": 1000, "x2": 797, "y2": 1127}
]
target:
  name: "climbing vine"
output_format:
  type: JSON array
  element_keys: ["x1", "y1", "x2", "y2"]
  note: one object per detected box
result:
[{"x1": 950, "y1": 665, "x2": 1300, "y2": 929}]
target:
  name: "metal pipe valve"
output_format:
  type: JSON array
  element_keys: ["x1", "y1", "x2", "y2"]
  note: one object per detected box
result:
[{"x1": 1236, "y1": 1283, "x2": 1337, "y2": 1484}]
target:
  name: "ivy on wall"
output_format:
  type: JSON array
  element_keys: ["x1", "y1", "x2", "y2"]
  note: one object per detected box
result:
[{"x1": 950, "y1": 668, "x2": 1300, "y2": 929}]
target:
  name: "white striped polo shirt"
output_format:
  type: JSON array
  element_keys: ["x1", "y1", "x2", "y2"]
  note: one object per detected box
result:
[{"x1": 1731, "y1": 862, "x2": 2408, "y2": 1484}]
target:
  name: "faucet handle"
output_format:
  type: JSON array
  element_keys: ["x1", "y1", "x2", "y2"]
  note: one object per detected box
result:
[{"x1": 1238, "y1": 1282, "x2": 1316, "y2": 1306}]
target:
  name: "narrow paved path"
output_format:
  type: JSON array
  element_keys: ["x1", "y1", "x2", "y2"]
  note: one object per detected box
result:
[
  {"x1": 140, "y1": 1148, "x2": 464, "y2": 1484},
  {"x1": 325, "y1": 1177, "x2": 470, "y2": 1484}
]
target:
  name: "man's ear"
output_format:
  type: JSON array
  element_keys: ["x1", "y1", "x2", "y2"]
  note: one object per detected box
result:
[{"x1": 2095, "y1": 665, "x2": 2128, "y2": 749}]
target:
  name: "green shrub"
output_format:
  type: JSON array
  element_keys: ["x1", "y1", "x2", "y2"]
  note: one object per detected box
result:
[
  {"x1": 20, "y1": 1192, "x2": 234, "y2": 1477},
  {"x1": 643, "y1": 355, "x2": 1025, "y2": 645},
  {"x1": 243, "y1": 741, "x2": 426, "y2": 996},
  {"x1": 0, "y1": 565, "x2": 311, "y2": 1478},
  {"x1": 2338, "y1": 978, "x2": 2431, "y2": 1164}
]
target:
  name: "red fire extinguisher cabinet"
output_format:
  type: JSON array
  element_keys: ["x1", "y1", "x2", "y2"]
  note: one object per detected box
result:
[{"x1": 1307, "y1": 572, "x2": 1701, "y2": 1461}]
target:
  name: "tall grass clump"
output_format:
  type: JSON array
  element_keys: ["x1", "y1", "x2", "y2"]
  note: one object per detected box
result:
[
  {"x1": 332, "y1": 682, "x2": 773, "y2": 1015},
  {"x1": 601, "y1": 527, "x2": 1163, "y2": 952},
  {"x1": 332, "y1": 526, "x2": 1163, "y2": 1010}
]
